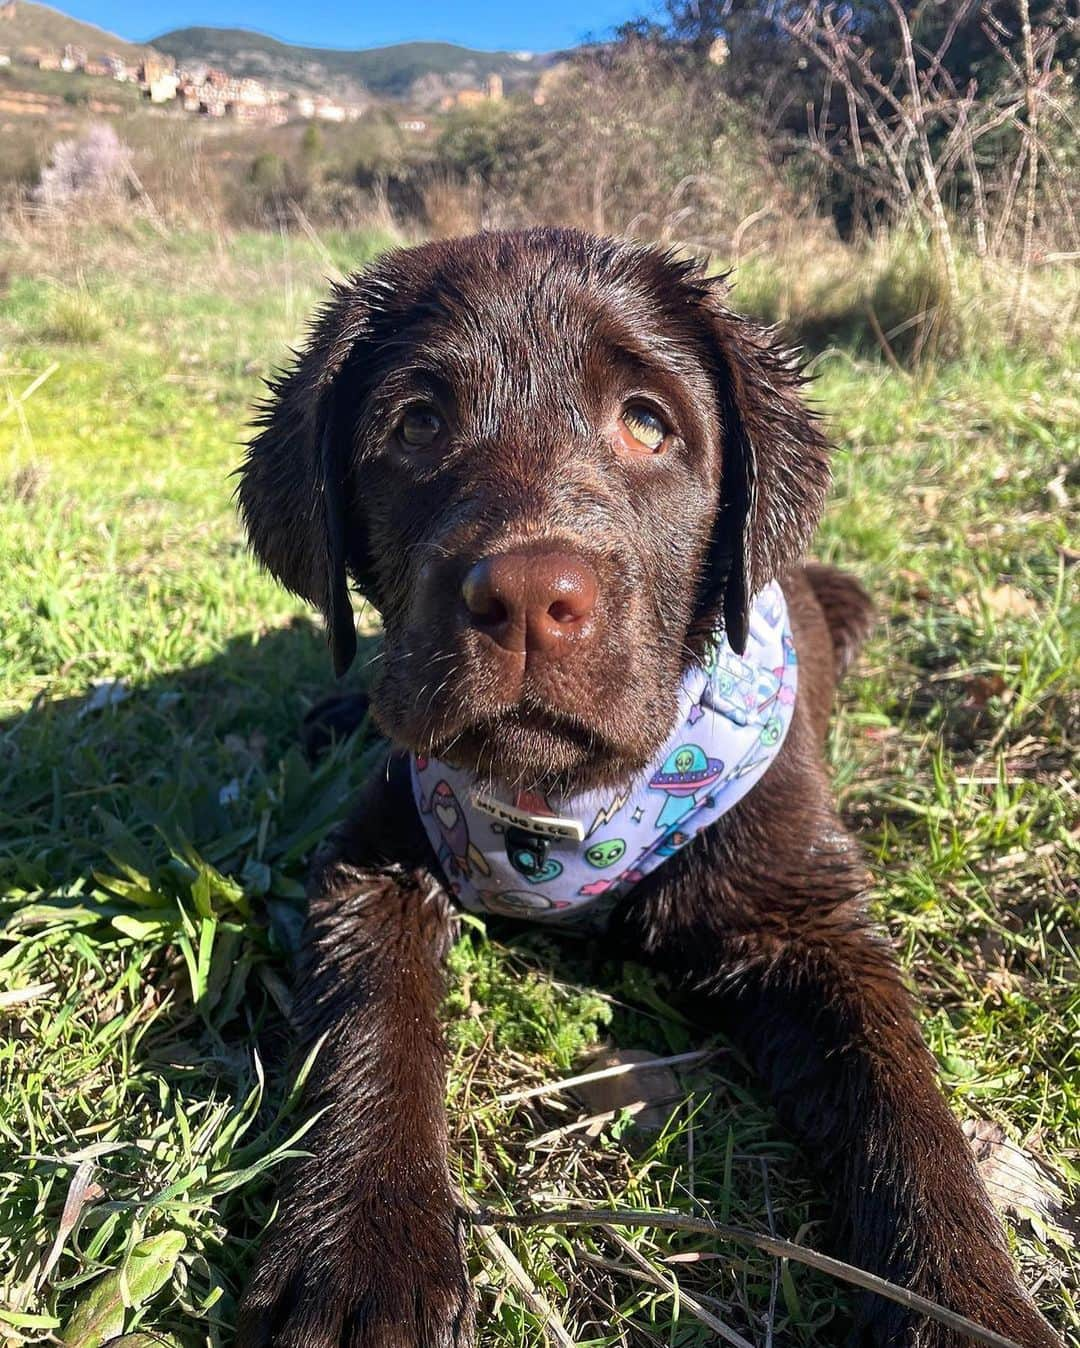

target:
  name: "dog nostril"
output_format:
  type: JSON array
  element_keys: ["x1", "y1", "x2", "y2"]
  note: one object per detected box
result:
[
  {"x1": 475, "y1": 597, "x2": 508, "y2": 628},
  {"x1": 548, "y1": 599, "x2": 579, "y2": 625},
  {"x1": 545, "y1": 564, "x2": 598, "y2": 630},
  {"x1": 461, "y1": 563, "x2": 511, "y2": 629}
]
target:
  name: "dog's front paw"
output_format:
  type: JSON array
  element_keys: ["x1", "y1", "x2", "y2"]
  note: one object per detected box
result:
[{"x1": 236, "y1": 1205, "x2": 474, "y2": 1348}]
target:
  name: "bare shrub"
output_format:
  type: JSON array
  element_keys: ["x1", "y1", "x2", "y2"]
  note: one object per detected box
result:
[
  {"x1": 436, "y1": 37, "x2": 814, "y2": 252},
  {"x1": 421, "y1": 173, "x2": 485, "y2": 239},
  {"x1": 770, "y1": 0, "x2": 1079, "y2": 289},
  {"x1": 128, "y1": 123, "x2": 230, "y2": 232}
]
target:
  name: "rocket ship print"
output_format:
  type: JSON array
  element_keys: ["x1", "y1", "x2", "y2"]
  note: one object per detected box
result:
[{"x1": 425, "y1": 779, "x2": 491, "y2": 880}]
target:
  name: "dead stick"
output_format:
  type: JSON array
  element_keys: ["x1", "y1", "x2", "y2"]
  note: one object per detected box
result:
[
  {"x1": 495, "y1": 1049, "x2": 711, "y2": 1106},
  {"x1": 865, "y1": 303, "x2": 909, "y2": 379},
  {"x1": 477, "y1": 1207, "x2": 1022, "y2": 1348},
  {"x1": 602, "y1": 1224, "x2": 755, "y2": 1348},
  {"x1": 462, "y1": 1196, "x2": 577, "y2": 1347}
]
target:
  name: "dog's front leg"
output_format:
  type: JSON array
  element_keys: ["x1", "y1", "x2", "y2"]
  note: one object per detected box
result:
[
  {"x1": 634, "y1": 788, "x2": 1061, "y2": 1348},
  {"x1": 237, "y1": 857, "x2": 473, "y2": 1348},
  {"x1": 708, "y1": 915, "x2": 1061, "y2": 1347}
]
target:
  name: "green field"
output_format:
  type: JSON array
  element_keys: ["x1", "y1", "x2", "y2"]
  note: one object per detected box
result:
[{"x1": 1, "y1": 225, "x2": 1077, "y2": 1346}]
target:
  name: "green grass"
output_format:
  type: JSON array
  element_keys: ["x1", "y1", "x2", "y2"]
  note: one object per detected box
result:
[
  {"x1": 731, "y1": 232, "x2": 1080, "y2": 366},
  {"x1": 1, "y1": 226, "x2": 1077, "y2": 1347}
]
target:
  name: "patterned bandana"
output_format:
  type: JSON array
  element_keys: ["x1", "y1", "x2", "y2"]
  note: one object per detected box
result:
[{"x1": 411, "y1": 581, "x2": 797, "y2": 930}]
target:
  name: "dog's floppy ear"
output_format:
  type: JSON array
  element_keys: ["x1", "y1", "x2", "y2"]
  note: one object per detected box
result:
[
  {"x1": 236, "y1": 283, "x2": 375, "y2": 676},
  {"x1": 690, "y1": 279, "x2": 831, "y2": 653},
  {"x1": 318, "y1": 384, "x2": 360, "y2": 676}
]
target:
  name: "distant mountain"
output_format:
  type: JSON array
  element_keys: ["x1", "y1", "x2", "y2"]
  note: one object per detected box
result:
[
  {"x1": 1, "y1": 1, "x2": 157, "y2": 60},
  {"x1": 151, "y1": 26, "x2": 548, "y2": 101}
]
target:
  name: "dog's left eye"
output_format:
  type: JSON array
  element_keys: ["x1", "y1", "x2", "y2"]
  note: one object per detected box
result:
[
  {"x1": 618, "y1": 404, "x2": 670, "y2": 454},
  {"x1": 398, "y1": 405, "x2": 444, "y2": 448}
]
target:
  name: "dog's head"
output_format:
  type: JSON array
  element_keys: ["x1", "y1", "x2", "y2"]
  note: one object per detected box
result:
[{"x1": 238, "y1": 229, "x2": 828, "y2": 793}]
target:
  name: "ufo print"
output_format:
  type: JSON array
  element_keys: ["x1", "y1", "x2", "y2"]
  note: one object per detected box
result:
[{"x1": 648, "y1": 743, "x2": 725, "y2": 829}]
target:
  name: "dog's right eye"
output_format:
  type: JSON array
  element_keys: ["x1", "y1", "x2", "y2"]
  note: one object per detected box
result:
[{"x1": 398, "y1": 405, "x2": 443, "y2": 448}]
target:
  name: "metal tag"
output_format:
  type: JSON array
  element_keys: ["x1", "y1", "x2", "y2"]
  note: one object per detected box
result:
[{"x1": 470, "y1": 790, "x2": 586, "y2": 842}]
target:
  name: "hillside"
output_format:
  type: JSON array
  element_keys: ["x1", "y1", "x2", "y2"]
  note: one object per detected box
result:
[
  {"x1": 0, "y1": 0, "x2": 156, "y2": 60},
  {"x1": 151, "y1": 26, "x2": 547, "y2": 100}
]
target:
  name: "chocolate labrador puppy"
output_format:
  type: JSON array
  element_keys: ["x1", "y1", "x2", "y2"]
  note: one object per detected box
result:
[{"x1": 235, "y1": 229, "x2": 1060, "y2": 1347}]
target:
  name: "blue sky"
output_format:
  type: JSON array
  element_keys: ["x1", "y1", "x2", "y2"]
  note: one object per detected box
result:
[{"x1": 63, "y1": 0, "x2": 649, "y2": 52}]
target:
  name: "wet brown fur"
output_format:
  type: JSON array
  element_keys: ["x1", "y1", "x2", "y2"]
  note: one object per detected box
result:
[{"x1": 234, "y1": 229, "x2": 1061, "y2": 1348}]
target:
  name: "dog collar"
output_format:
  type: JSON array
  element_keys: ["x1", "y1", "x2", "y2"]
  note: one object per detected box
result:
[{"x1": 411, "y1": 581, "x2": 797, "y2": 929}]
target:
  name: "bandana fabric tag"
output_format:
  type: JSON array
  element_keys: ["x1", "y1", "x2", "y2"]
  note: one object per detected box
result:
[{"x1": 411, "y1": 581, "x2": 797, "y2": 930}]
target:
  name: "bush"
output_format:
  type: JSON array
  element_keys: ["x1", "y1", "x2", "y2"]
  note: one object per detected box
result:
[
  {"x1": 36, "y1": 289, "x2": 110, "y2": 345},
  {"x1": 434, "y1": 38, "x2": 806, "y2": 247},
  {"x1": 300, "y1": 123, "x2": 325, "y2": 163},
  {"x1": 730, "y1": 230, "x2": 1078, "y2": 364},
  {"x1": 34, "y1": 124, "x2": 133, "y2": 210},
  {"x1": 249, "y1": 152, "x2": 287, "y2": 193}
]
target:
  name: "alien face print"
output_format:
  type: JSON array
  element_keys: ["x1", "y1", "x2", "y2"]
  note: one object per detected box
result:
[
  {"x1": 584, "y1": 838, "x2": 627, "y2": 868},
  {"x1": 505, "y1": 826, "x2": 564, "y2": 884}
]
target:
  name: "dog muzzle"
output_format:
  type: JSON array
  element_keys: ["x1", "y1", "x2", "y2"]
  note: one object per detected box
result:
[{"x1": 411, "y1": 581, "x2": 797, "y2": 930}]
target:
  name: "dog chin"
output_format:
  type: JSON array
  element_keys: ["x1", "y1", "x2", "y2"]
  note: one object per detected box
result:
[{"x1": 424, "y1": 707, "x2": 654, "y2": 797}]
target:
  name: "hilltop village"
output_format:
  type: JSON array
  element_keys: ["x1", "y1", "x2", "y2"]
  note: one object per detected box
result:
[{"x1": 0, "y1": 0, "x2": 513, "y2": 130}]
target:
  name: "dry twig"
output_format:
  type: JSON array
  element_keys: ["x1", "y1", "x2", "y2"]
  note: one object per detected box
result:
[
  {"x1": 495, "y1": 1048, "x2": 711, "y2": 1106},
  {"x1": 462, "y1": 1194, "x2": 578, "y2": 1348},
  {"x1": 479, "y1": 1205, "x2": 1024, "y2": 1348}
]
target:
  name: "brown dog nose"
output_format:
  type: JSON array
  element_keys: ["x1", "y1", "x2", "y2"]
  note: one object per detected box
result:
[{"x1": 462, "y1": 551, "x2": 598, "y2": 656}]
